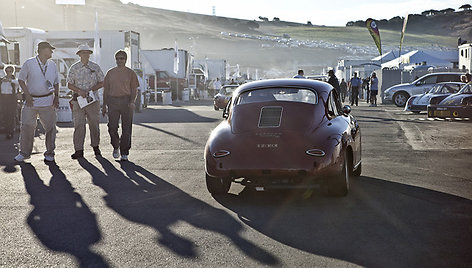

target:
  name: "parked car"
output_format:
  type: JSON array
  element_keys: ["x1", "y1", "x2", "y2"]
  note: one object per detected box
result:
[
  {"x1": 204, "y1": 79, "x2": 362, "y2": 197},
  {"x1": 427, "y1": 83, "x2": 472, "y2": 118},
  {"x1": 405, "y1": 82, "x2": 464, "y2": 113},
  {"x1": 213, "y1": 85, "x2": 239, "y2": 110},
  {"x1": 383, "y1": 72, "x2": 464, "y2": 107}
]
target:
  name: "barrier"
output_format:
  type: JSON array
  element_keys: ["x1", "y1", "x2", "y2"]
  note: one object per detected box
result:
[
  {"x1": 162, "y1": 91, "x2": 172, "y2": 105},
  {"x1": 182, "y1": 88, "x2": 190, "y2": 102},
  {"x1": 57, "y1": 97, "x2": 73, "y2": 122}
]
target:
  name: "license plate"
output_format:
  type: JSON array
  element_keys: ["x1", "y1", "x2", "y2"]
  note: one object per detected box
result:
[{"x1": 434, "y1": 110, "x2": 450, "y2": 117}]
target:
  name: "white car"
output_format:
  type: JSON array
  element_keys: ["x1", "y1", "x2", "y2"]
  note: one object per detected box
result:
[
  {"x1": 404, "y1": 82, "x2": 464, "y2": 113},
  {"x1": 383, "y1": 72, "x2": 464, "y2": 107}
]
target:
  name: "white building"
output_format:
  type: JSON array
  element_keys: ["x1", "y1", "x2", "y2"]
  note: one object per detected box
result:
[{"x1": 459, "y1": 43, "x2": 472, "y2": 72}]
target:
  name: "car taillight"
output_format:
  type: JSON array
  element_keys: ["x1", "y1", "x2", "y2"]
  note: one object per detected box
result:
[
  {"x1": 306, "y1": 149, "x2": 325, "y2": 157},
  {"x1": 213, "y1": 150, "x2": 230, "y2": 158}
]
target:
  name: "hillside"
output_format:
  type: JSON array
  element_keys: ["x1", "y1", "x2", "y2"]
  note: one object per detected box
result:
[{"x1": 0, "y1": 0, "x2": 465, "y2": 77}]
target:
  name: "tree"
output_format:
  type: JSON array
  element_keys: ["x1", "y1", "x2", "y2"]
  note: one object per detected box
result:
[
  {"x1": 459, "y1": 4, "x2": 471, "y2": 10},
  {"x1": 273, "y1": 17, "x2": 280, "y2": 22},
  {"x1": 440, "y1": 8, "x2": 455, "y2": 13},
  {"x1": 258, "y1": 16, "x2": 268, "y2": 22},
  {"x1": 307, "y1": 21, "x2": 312, "y2": 26}
]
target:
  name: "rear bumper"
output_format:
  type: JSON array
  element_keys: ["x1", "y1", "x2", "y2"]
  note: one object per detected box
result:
[{"x1": 427, "y1": 106, "x2": 472, "y2": 118}]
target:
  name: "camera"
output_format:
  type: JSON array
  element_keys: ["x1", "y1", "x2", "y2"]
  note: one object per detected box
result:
[
  {"x1": 46, "y1": 80, "x2": 54, "y2": 90},
  {"x1": 86, "y1": 92, "x2": 94, "y2": 103}
]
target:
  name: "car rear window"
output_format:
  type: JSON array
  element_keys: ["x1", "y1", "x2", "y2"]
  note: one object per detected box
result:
[
  {"x1": 437, "y1": 74, "x2": 461, "y2": 83},
  {"x1": 235, "y1": 88, "x2": 318, "y2": 105}
]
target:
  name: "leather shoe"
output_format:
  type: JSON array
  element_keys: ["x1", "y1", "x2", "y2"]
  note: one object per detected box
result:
[{"x1": 71, "y1": 150, "x2": 84, "y2": 159}]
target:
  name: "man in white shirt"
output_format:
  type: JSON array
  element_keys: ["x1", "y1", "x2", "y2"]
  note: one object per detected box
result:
[
  {"x1": 15, "y1": 41, "x2": 59, "y2": 162},
  {"x1": 213, "y1": 78, "x2": 222, "y2": 96}
]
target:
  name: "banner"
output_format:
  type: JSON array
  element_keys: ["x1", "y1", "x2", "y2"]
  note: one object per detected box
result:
[
  {"x1": 173, "y1": 40, "x2": 179, "y2": 74},
  {"x1": 366, "y1": 18, "x2": 382, "y2": 56},
  {"x1": 399, "y1": 14, "x2": 409, "y2": 55}
]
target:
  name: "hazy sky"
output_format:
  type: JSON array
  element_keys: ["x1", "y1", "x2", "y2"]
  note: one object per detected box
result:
[{"x1": 121, "y1": 0, "x2": 467, "y2": 26}]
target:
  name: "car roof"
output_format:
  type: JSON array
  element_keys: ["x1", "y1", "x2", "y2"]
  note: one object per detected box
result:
[{"x1": 234, "y1": 78, "x2": 332, "y2": 96}]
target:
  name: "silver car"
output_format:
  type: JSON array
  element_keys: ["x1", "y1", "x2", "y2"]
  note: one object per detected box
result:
[
  {"x1": 383, "y1": 72, "x2": 463, "y2": 107},
  {"x1": 404, "y1": 82, "x2": 464, "y2": 113}
]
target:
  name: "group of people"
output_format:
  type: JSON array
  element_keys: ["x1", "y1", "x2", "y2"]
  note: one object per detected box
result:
[
  {"x1": 293, "y1": 69, "x2": 379, "y2": 106},
  {"x1": 345, "y1": 72, "x2": 379, "y2": 106},
  {"x1": 10, "y1": 41, "x2": 139, "y2": 163}
]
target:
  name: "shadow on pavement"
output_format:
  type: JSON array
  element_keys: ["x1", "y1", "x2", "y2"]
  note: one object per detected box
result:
[
  {"x1": 214, "y1": 176, "x2": 472, "y2": 267},
  {"x1": 77, "y1": 157, "x2": 278, "y2": 265},
  {"x1": 133, "y1": 107, "x2": 218, "y2": 124},
  {"x1": 20, "y1": 162, "x2": 109, "y2": 268}
]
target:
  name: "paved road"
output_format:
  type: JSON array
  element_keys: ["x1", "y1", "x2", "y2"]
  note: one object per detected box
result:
[{"x1": 1, "y1": 101, "x2": 471, "y2": 267}]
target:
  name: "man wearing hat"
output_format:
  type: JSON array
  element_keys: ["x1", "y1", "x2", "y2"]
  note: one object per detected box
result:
[
  {"x1": 15, "y1": 41, "x2": 59, "y2": 162},
  {"x1": 327, "y1": 69, "x2": 340, "y2": 97},
  {"x1": 67, "y1": 44, "x2": 104, "y2": 159}
]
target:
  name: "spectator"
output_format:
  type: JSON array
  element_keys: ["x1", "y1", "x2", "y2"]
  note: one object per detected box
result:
[
  {"x1": 293, "y1": 69, "x2": 305, "y2": 78},
  {"x1": 67, "y1": 44, "x2": 104, "y2": 159},
  {"x1": 370, "y1": 72, "x2": 379, "y2": 107},
  {"x1": 327, "y1": 70, "x2": 340, "y2": 96},
  {"x1": 102, "y1": 50, "x2": 139, "y2": 161},
  {"x1": 15, "y1": 41, "x2": 59, "y2": 162},
  {"x1": 339, "y1": 78, "x2": 347, "y2": 103},
  {"x1": 349, "y1": 72, "x2": 361, "y2": 106},
  {"x1": 0, "y1": 65, "x2": 20, "y2": 139}
]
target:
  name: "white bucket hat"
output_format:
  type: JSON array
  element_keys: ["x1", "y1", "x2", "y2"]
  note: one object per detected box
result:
[{"x1": 76, "y1": 44, "x2": 93, "y2": 55}]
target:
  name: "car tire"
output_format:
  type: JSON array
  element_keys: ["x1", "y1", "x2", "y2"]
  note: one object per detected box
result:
[
  {"x1": 214, "y1": 105, "x2": 219, "y2": 111},
  {"x1": 206, "y1": 173, "x2": 231, "y2": 195},
  {"x1": 328, "y1": 153, "x2": 350, "y2": 196},
  {"x1": 393, "y1": 92, "x2": 409, "y2": 107},
  {"x1": 352, "y1": 162, "x2": 361, "y2": 177}
]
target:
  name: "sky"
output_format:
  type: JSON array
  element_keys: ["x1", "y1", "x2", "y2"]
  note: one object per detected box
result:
[{"x1": 120, "y1": 0, "x2": 468, "y2": 26}]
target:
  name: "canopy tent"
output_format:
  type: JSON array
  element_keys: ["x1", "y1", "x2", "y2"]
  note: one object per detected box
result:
[{"x1": 381, "y1": 50, "x2": 453, "y2": 69}]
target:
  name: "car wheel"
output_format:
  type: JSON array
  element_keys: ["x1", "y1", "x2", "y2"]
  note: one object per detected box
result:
[
  {"x1": 393, "y1": 92, "x2": 409, "y2": 107},
  {"x1": 352, "y1": 162, "x2": 361, "y2": 177},
  {"x1": 328, "y1": 153, "x2": 350, "y2": 196},
  {"x1": 214, "y1": 105, "x2": 219, "y2": 111},
  {"x1": 206, "y1": 173, "x2": 231, "y2": 195}
]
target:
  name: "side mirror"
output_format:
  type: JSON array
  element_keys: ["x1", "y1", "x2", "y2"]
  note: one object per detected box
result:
[{"x1": 342, "y1": 105, "x2": 351, "y2": 114}]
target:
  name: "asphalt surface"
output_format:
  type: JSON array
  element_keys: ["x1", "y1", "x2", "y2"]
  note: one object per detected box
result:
[{"x1": 1, "y1": 99, "x2": 471, "y2": 267}]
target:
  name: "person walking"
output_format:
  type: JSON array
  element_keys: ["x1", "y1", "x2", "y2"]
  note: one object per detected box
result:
[
  {"x1": 1, "y1": 65, "x2": 20, "y2": 139},
  {"x1": 15, "y1": 41, "x2": 59, "y2": 162},
  {"x1": 102, "y1": 50, "x2": 139, "y2": 161},
  {"x1": 327, "y1": 70, "x2": 340, "y2": 96},
  {"x1": 370, "y1": 72, "x2": 379, "y2": 106},
  {"x1": 293, "y1": 69, "x2": 305, "y2": 78},
  {"x1": 349, "y1": 72, "x2": 361, "y2": 106},
  {"x1": 67, "y1": 44, "x2": 104, "y2": 159},
  {"x1": 339, "y1": 78, "x2": 347, "y2": 103}
]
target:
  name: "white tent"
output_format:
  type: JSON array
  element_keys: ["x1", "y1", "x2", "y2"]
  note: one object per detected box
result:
[{"x1": 381, "y1": 50, "x2": 453, "y2": 69}]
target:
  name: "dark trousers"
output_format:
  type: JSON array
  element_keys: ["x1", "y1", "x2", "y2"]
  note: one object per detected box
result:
[
  {"x1": 0, "y1": 94, "x2": 18, "y2": 135},
  {"x1": 351, "y1": 86, "x2": 359, "y2": 106},
  {"x1": 107, "y1": 96, "x2": 133, "y2": 155}
]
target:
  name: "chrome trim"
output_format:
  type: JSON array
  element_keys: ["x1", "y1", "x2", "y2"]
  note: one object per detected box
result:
[
  {"x1": 213, "y1": 150, "x2": 230, "y2": 158},
  {"x1": 306, "y1": 149, "x2": 326, "y2": 157}
]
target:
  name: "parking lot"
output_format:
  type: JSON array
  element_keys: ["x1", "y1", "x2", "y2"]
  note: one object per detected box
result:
[{"x1": 0, "y1": 101, "x2": 471, "y2": 267}]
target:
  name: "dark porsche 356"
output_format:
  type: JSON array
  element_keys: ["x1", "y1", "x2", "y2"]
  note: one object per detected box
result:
[
  {"x1": 204, "y1": 79, "x2": 362, "y2": 197},
  {"x1": 428, "y1": 82, "x2": 472, "y2": 118}
]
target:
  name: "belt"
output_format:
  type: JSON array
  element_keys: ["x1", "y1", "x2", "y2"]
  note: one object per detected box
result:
[{"x1": 31, "y1": 92, "x2": 54, "y2": 98}]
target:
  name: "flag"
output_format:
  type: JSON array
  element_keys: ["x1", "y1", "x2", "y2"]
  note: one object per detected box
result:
[
  {"x1": 93, "y1": 11, "x2": 100, "y2": 65},
  {"x1": 173, "y1": 40, "x2": 179, "y2": 74},
  {"x1": 399, "y1": 14, "x2": 409, "y2": 54},
  {"x1": 366, "y1": 18, "x2": 382, "y2": 56}
]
